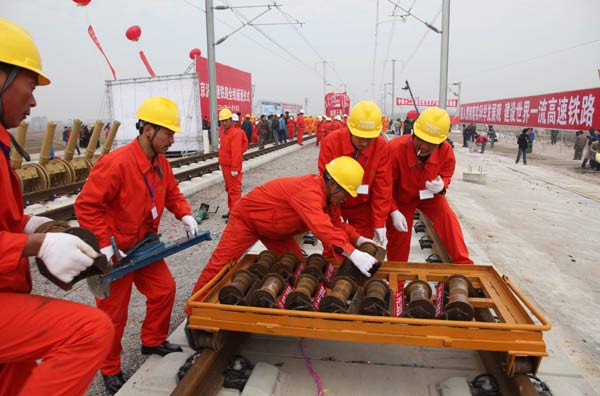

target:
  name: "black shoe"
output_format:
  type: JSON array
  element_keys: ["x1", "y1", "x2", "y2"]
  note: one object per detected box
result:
[
  {"x1": 221, "y1": 212, "x2": 230, "y2": 219},
  {"x1": 102, "y1": 372, "x2": 126, "y2": 395},
  {"x1": 141, "y1": 341, "x2": 183, "y2": 356}
]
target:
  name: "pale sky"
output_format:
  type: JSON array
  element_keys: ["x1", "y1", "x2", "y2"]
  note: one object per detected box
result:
[{"x1": 4, "y1": 0, "x2": 600, "y2": 120}]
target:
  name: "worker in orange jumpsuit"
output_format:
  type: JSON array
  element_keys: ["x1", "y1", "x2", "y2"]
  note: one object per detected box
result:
[
  {"x1": 296, "y1": 110, "x2": 306, "y2": 145},
  {"x1": 186, "y1": 156, "x2": 379, "y2": 309},
  {"x1": 331, "y1": 114, "x2": 343, "y2": 132},
  {"x1": 386, "y1": 107, "x2": 473, "y2": 264},
  {"x1": 287, "y1": 115, "x2": 296, "y2": 140},
  {"x1": 382, "y1": 115, "x2": 389, "y2": 133},
  {"x1": 306, "y1": 115, "x2": 314, "y2": 137},
  {"x1": 0, "y1": 18, "x2": 114, "y2": 396},
  {"x1": 315, "y1": 116, "x2": 324, "y2": 147},
  {"x1": 75, "y1": 96, "x2": 199, "y2": 395},
  {"x1": 218, "y1": 108, "x2": 248, "y2": 218},
  {"x1": 318, "y1": 101, "x2": 391, "y2": 246}
]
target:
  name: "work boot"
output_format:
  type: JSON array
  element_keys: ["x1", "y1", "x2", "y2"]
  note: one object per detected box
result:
[
  {"x1": 102, "y1": 372, "x2": 126, "y2": 395},
  {"x1": 141, "y1": 341, "x2": 183, "y2": 356}
]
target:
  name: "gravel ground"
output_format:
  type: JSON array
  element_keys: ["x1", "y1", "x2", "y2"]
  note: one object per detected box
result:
[{"x1": 29, "y1": 142, "x2": 320, "y2": 396}]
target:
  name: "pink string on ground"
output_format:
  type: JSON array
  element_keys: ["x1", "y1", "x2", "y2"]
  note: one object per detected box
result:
[{"x1": 300, "y1": 338, "x2": 326, "y2": 396}]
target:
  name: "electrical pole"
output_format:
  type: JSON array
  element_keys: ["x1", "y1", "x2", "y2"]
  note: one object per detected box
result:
[
  {"x1": 205, "y1": 0, "x2": 218, "y2": 151},
  {"x1": 438, "y1": 0, "x2": 450, "y2": 109},
  {"x1": 391, "y1": 59, "x2": 396, "y2": 118},
  {"x1": 315, "y1": 61, "x2": 328, "y2": 113}
]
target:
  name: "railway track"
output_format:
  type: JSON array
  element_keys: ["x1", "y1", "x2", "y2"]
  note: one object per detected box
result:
[
  {"x1": 25, "y1": 138, "x2": 310, "y2": 221},
  {"x1": 173, "y1": 212, "x2": 548, "y2": 396}
]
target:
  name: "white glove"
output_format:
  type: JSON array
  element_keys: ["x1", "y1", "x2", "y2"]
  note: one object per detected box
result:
[
  {"x1": 348, "y1": 249, "x2": 377, "y2": 277},
  {"x1": 182, "y1": 215, "x2": 199, "y2": 236},
  {"x1": 373, "y1": 227, "x2": 387, "y2": 247},
  {"x1": 24, "y1": 216, "x2": 52, "y2": 234},
  {"x1": 231, "y1": 171, "x2": 239, "y2": 176},
  {"x1": 100, "y1": 245, "x2": 127, "y2": 263},
  {"x1": 355, "y1": 236, "x2": 377, "y2": 247},
  {"x1": 425, "y1": 175, "x2": 444, "y2": 194},
  {"x1": 37, "y1": 233, "x2": 98, "y2": 283},
  {"x1": 390, "y1": 210, "x2": 408, "y2": 232}
]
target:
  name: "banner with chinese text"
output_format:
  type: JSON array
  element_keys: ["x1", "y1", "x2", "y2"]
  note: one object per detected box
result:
[
  {"x1": 460, "y1": 88, "x2": 600, "y2": 130},
  {"x1": 396, "y1": 98, "x2": 458, "y2": 107},
  {"x1": 325, "y1": 92, "x2": 351, "y2": 116},
  {"x1": 195, "y1": 56, "x2": 252, "y2": 116}
]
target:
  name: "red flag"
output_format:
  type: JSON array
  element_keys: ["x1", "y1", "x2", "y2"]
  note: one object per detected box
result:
[
  {"x1": 139, "y1": 50, "x2": 156, "y2": 77},
  {"x1": 87, "y1": 25, "x2": 117, "y2": 80}
]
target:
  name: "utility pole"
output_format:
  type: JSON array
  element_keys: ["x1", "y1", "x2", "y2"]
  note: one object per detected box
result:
[
  {"x1": 438, "y1": 0, "x2": 450, "y2": 109},
  {"x1": 315, "y1": 61, "x2": 328, "y2": 113},
  {"x1": 205, "y1": 0, "x2": 218, "y2": 151},
  {"x1": 391, "y1": 59, "x2": 396, "y2": 118}
]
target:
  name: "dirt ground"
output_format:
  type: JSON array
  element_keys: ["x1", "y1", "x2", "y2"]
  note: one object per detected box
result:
[{"x1": 28, "y1": 133, "x2": 600, "y2": 394}]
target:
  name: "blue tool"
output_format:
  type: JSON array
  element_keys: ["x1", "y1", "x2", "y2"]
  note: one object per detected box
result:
[{"x1": 87, "y1": 230, "x2": 211, "y2": 299}]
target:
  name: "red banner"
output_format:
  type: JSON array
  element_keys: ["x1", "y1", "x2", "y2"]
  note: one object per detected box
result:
[
  {"x1": 396, "y1": 97, "x2": 458, "y2": 108},
  {"x1": 138, "y1": 50, "x2": 156, "y2": 77},
  {"x1": 460, "y1": 88, "x2": 600, "y2": 130},
  {"x1": 87, "y1": 25, "x2": 117, "y2": 80},
  {"x1": 325, "y1": 92, "x2": 350, "y2": 116},
  {"x1": 195, "y1": 56, "x2": 252, "y2": 116}
]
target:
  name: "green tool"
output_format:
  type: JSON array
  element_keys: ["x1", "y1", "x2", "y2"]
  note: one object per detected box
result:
[{"x1": 195, "y1": 203, "x2": 210, "y2": 224}]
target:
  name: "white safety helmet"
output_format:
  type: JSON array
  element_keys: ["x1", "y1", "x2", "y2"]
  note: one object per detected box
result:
[
  {"x1": 334, "y1": 115, "x2": 342, "y2": 121},
  {"x1": 232, "y1": 113, "x2": 239, "y2": 122}
]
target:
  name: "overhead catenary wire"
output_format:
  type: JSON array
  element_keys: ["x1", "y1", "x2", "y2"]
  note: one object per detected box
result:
[
  {"x1": 274, "y1": 5, "x2": 349, "y2": 92},
  {"x1": 221, "y1": 0, "x2": 324, "y2": 80},
  {"x1": 370, "y1": 0, "x2": 380, "y2": 99},
  {"x1": 180, "y1": 0, "x2": 311, "y2": 68}
]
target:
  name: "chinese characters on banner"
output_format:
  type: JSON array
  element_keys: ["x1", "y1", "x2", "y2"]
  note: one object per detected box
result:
[
  {"x1": 396, "y1": 98, "x2": 458, "y2": 107},
  {"x1": 195, "y1": 56, "x2": 252, "y2": 116},
  {"x1": 325, "y1": 92, "x2": 351, "y2": 116},
  {"x1": 460, "y1": 88, "x2": 600, "y2": 130}
]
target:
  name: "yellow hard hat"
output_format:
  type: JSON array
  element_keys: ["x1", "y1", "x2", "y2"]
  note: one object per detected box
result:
[
  {"x1": 347, "y1": 101, "x2": 382, "y2": 138},
  {"x1": 0, "y1": 18, "x2": 50, "y2": 85},
  {"x1": 136, "y1": 96, "x2": 182, "y2": 133},
  {"x1": 413, "y1": 106, "x2": 450, "y2": 144},
  {"x1": 325, "y1": 156, "x2": 364, "y2": 198},
  {"x1": 219, "y1": 108, "x2": 233, "y2": 121}
]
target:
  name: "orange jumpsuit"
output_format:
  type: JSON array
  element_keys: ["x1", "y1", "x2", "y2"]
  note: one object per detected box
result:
[
  {"x1": 75, "y1": 138, "x2": 192, "y2": 376},
  {"x1": 0, "y1": 125, "x2": 114, "y2": 396},
  {"x1": 386, "y1": 135, "x2": 473, "y2": 264},
  {"x1": 306, "y1": 117, "x2": 314, "y2": 137},
  {"x1": 296, "y1": 114, "x2": 306, "y2": 145},
  {"x1": 318, "y1": 127, "x2": 392, "y2": 238},
  {"x1": 188, "y1": 175, "x2": 359, "y2": 302},
  {"x1": 316, "y1": 120, "x2": 325, "y2": 147},
  {"x1": 219, "y1": 125, "x2": 248, "y2": 211},
  {"x1": 287, "y1": 118, "x2": 296, "y2": 140},
  {"x1": 251, "y1": 123, "x2": 259, "y2": 144}
]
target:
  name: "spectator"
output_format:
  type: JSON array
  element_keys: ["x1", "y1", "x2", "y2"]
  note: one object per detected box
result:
[
  {"x1": 62, "y1": 126, "x2": 69, "y2": 144},
  {"x1": 487, "y1": 125, "x2": 497, "y2": 150},
  {"x1": 527, "y1": 128, "x2": 535, "y2": 153},
  {"x1": 476, "y1": 132, "x2": 488, "y2": 154},
  {"x1": 550, "y1": 129, "x2": 559, "y2": 145},
  {"x1": 104, "y1": 122, "x2": 111, "y2": 139},
  {"x1": 392, "y1": 118, "x2": 401, "y2": 135},
  {"x1": 270, "y1": 114, "x2": 280, "y2": 145},
  {"x1": 278, "y1": 113, "x2": 287, "y2": 143},
  {"x1": 241, "y1": 114, "x2": 253, "y2": 144},
  {"x1": 516, "y1": 128, "x2": 530, "y2": 165},
  {"x1": 202, "y1": 116, "x2": 210, "y2": 130},
  {"x1": 582, "y1": 139, "x2": 599, "y2": 168},
  {"x1": 574, "y1": 130, "x2": 586, "y2": 160}
]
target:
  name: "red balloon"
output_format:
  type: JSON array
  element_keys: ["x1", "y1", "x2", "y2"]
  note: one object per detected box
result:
[
  {"x1": 126, "y1": 25, "x2": 141, "y2": 42},
  {"x1": 407, "y1": 109, "x2": 419, "y2": 121},
  {"x1": 189, "y1": 48, "x2": 202, "y2": 60},
  {"x1": 73, "y1": 0, "x2": 92, "y2": 5}
]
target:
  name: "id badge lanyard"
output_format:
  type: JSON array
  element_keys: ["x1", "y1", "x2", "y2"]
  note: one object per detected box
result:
[{"x1": 142, "y1": 171, "x2": 159, "y2": 220}]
